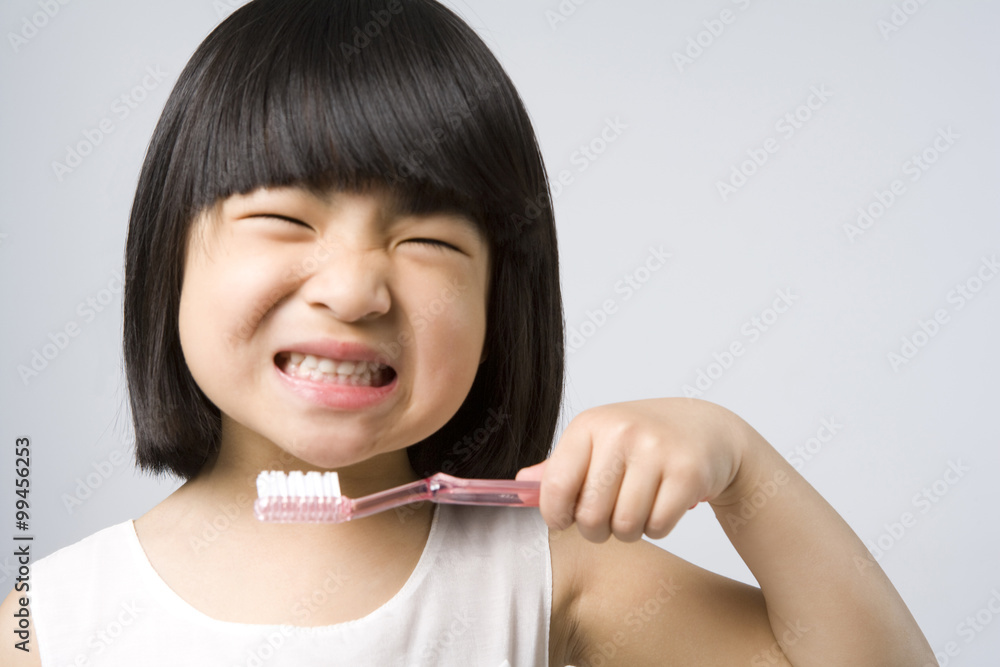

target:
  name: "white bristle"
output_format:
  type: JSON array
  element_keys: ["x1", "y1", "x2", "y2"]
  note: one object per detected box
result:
[
  {"x1": 288, "y1": 471, "x2": 305, "y2": 497},
  {"x1": 324, "y1": 472, "x2": 341, "y2": 497},
  {"x1": 255, "y1": 470, "x2": 341, "y2": 499},
  {"x1": 256, "y1": 471, "x2": 270, "y2": 498}
]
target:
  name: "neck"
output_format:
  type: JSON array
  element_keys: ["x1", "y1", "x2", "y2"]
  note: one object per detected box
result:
[{"x1": 163, "y1": 418, "x2": 433, "y2": 554}]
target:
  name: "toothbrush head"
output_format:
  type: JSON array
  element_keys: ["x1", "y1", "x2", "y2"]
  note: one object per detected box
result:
[{"x1": 253, "y1": 470, "x2": 351, "y2": 523}]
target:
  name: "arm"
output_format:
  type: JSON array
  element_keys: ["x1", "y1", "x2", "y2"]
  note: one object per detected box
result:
[
  {"x1": 524, "y1": 398, "x2": 934, "y2": 666},
  {"x1": 706, "y1": 418, "x2": 933, "y2": 664}
]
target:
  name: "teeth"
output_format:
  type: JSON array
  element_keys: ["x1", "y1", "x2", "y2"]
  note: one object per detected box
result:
[{"x1": 282, "y1": 353, "x2": 388, "y2": 386}]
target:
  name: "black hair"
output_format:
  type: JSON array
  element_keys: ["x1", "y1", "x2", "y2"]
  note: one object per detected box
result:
[{"x1": 124, "y1": 0, "x2": 564, "y2": 480}]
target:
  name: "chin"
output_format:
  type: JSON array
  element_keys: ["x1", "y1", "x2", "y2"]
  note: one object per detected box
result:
[{"x1": 273, "y1": 434, "x2": 388, "y2": 471}]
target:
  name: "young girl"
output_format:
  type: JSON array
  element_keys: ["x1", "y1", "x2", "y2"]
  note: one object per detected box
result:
[{"x1": 3, "y1": 0, "x2": 934, "y2": 664}]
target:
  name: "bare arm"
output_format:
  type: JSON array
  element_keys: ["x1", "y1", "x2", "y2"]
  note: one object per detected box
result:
[
  {"x1": 527, "y1": 398, "x2": 934, "y2": 665},
  {"x1": 705, "y1": 418, "x2": 933, "y2": 664}
]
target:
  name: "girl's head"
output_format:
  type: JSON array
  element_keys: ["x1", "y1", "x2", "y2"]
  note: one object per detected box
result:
[{"x1": 124, "y1": 0, "x2": 563, "y2": 481}]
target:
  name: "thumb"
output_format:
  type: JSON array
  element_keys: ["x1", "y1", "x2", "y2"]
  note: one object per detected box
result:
[{"x1": 515, "y1": 460, "x2": 547, "y2": 482}]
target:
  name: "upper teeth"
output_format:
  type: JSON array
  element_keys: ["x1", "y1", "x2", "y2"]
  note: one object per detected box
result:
[{"x1": 288, "y1": 353, "x2": 383, "y2": 378}]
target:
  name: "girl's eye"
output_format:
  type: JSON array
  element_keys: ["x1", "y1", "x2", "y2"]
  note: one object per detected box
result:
[
  {"x1": 264, "y1": 214, "x2": 311, "y2": 228},
  {"x1": 406, "y1": 238, "x2": 460, "y2": 251}
]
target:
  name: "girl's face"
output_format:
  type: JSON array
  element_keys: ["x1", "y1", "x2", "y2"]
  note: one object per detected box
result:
[{"x1": 177, "y1": 185, "x2": 490, "y2": 472}]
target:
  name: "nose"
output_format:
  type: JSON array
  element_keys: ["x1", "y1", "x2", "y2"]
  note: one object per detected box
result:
[{"x1": 298, "y1": 242, "x2": 391, "y2": 323}]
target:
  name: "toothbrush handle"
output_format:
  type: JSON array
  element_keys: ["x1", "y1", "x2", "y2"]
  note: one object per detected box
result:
[
  {"x1": 346, "y1": 473, "x2": 540, "y2": 521},
  {"x1": 428, "y1": 473, "x2": 540, "y2": 507}
]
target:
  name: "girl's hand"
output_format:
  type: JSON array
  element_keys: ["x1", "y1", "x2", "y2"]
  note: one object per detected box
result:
[{"x1": 516, "y1": 398, "x2": 751, "y2": 543}]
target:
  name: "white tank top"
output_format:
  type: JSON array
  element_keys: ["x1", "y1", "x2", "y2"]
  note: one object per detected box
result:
[{"x1": 31, "y1": 504, "x2": 552, "y2": 666}]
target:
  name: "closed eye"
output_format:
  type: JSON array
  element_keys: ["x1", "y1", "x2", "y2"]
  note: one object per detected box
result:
[
  {"x1": 406, "y1": 238, "x2": 461, "y2": 251},
  {"x1": 261, "y1": 214, "x2": 311, "y2": 228}
]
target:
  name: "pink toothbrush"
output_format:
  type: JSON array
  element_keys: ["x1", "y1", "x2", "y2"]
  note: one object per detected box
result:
[{"x1": 254, "y1": 470, "x2": 541, "y2": 523}]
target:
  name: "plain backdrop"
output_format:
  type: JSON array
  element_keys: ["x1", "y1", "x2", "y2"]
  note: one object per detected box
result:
[{"x1": 1, "y1": 0, "x2": 998, "y2": 663}]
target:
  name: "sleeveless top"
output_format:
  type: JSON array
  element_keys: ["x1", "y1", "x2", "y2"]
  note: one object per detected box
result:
[{"x1": 31, "y1": 504, "x2": 552, "y2": 666}]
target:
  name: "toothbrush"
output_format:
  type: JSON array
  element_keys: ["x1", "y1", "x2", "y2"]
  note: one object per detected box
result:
[{"x1": 254, "y1": 470, "x2": 541, "y2": 523}]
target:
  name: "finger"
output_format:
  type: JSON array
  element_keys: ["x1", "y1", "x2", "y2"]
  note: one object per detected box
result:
[
  {"x1": 644, "y1": 477, "x2": 701, "y2": 540},
  {"x1": 539, "y1": 430, "x2": 592, "y2": 531},
  {"x1": 515, "y1": 460, "x2": 546, "y2": 482},
  {"x1": 572, "y1": 450, "x2": 627, "y2": 543},
  {"x1": 610, "y1": 465, "x2": 662, "y2": 543}
]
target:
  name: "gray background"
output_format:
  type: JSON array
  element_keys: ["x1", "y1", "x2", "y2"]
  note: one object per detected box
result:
[{"x1": 1, "y1": 0, "x2": 998, "y2": 663}]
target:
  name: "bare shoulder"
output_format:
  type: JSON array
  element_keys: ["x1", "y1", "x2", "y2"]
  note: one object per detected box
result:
[
  {"x1": 0, "y1": 587, "x2": 42, "y2": 666},
  {"x1": 548, "y1": 524, "x2": 792, "y2": 666}
]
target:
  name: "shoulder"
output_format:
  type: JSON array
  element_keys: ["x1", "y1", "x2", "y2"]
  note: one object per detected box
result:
[
  {"x1": 548, "y1": 524, "x2": 788, "y2": 666},
  {"x1": 0, "y1": 587, "x2": 41, "y2": 666},
  {"x1": 32, "y1": 520, "x2": 134, "y2": 583},
  {"x1": 0, "y1": 521, "x2": 134, "y2": 667}
]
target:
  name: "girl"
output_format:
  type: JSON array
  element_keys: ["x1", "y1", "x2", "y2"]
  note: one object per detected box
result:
[{"x1": 3, "y1": 0, "x2": 934, "y2": 664}]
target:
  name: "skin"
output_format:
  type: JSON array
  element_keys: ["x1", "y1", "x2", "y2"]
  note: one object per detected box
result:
[{"x1": 0, "y1": 186, "x2": 934, "y2": 666}]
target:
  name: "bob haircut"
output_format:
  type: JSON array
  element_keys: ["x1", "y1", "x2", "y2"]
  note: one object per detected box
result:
[{"x1": 124, "y1": 0, "x2": 564, "y2": 480}]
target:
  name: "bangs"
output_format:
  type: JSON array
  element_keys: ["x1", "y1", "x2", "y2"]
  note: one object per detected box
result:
[
  {"x1": 126, "y1": 0, "x2": 563, "y2": 480},
  {"x1": 168, "y1": 0, "x2": 536, "y2": 238}
]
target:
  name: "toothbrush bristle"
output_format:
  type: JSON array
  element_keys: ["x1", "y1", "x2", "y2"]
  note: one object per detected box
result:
[
  {"x1": 255, "y1": 470, "x2": 341, "y2": 499},
  {"x1": 253, "y1": 470, "x2": 346, "y2": 523}
]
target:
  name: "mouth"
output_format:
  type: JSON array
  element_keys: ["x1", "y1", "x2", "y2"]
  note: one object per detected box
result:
[{"x1": 275, "y1": 351, "x2": 397, "y2": 388}]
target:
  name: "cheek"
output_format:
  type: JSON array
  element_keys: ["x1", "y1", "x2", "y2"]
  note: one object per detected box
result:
[
  {"x1": 414, "y1": 283, "x2": 487, "y2": 382},
  {"x1": 177, "y1": 245, "x2": 287, "y2": 398}
]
